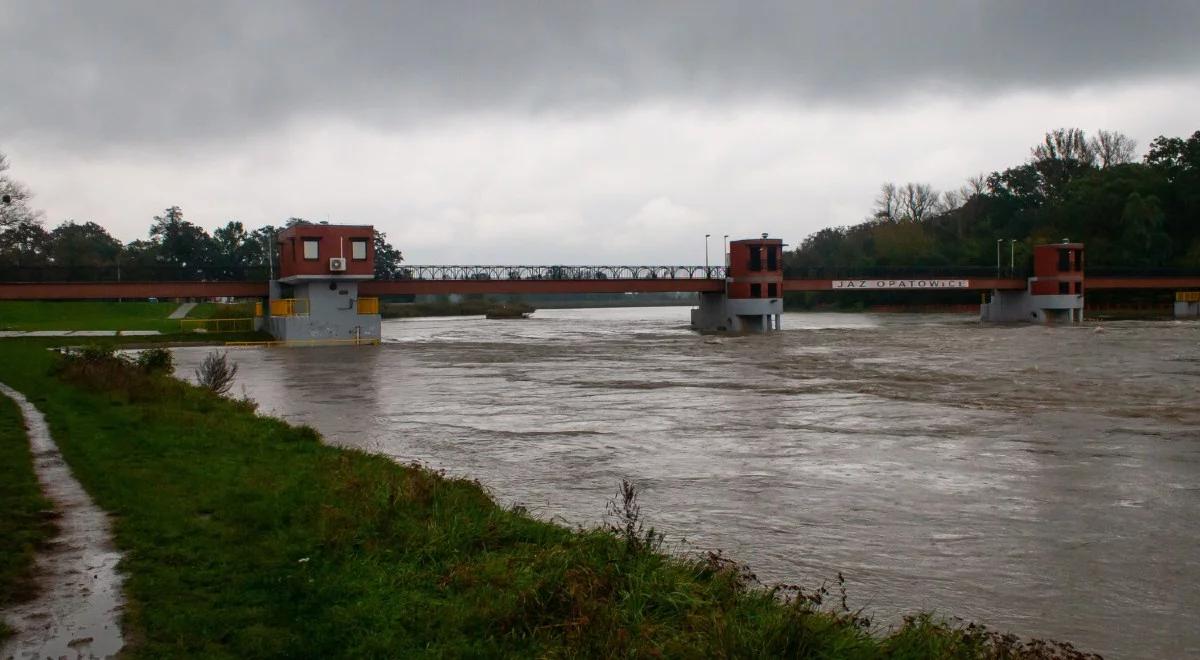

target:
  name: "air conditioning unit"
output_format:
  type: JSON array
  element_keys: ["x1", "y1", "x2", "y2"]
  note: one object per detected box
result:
[{"x1": 329, "y1": 257, "x2": 347, "y2": 272}]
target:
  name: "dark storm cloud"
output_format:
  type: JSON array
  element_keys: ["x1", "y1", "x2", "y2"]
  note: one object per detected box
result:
[{"x1": 3, "y1": 0, "x2": 1198, "y2": 145}]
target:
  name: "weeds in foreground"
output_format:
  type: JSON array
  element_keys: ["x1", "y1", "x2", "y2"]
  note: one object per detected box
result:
[
  {"x1": 194, "y1": 351, "x2": 238, "y2": 395},
  {"x1": 604, "y1": 478, "x2": 664, "y2": 554}
]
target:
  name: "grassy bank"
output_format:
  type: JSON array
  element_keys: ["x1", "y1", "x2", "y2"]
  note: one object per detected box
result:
[
  {"x1": 0, "y1": 340, "x2": 1099, "y2": 658},
  {"x1": 0, "y1": 301, "x2": 183, "y2": 332},
  {"x1": 0, "y1": 301, "x2": 260, "y2": 333},
  {"x1": 0, "y1": 395, "x2": 56, "y2": 640}
]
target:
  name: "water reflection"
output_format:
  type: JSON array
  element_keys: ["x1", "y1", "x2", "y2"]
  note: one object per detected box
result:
[{"x1": 171, "y1": 308, "x2": 1200, "y2": 659}]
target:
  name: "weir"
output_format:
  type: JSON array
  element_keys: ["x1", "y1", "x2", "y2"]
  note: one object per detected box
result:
[
  {"x1": 980, "y1": 242, "x2": 1086, "y2": 324},
  {"x1": 265, "y1": 223, "x2": 382, "y2": 343},
  {"x1": 5, "y1": 224, "x2": 1200, "y2": 337},
  {"x1": 690, "y1": 236, "x2": 784, "y2": 333}
]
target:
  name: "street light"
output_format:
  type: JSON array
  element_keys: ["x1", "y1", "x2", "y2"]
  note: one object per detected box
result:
[
  {"x1": 705, "y1": 234, "x2": 711, "y2": 275},
  {"x1": 996, "y1": 239, "x2": 1003, "y2": 277},
  {"x1": 1009, "y1": 239, "x2": 1017, "y2": 275}
]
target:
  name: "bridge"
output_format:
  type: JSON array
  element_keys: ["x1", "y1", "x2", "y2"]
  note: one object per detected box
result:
[
  {"x1": 3, "y1": 272, "x2": 1196, "y2": 299},
  {"x1": 2, "y1": 224, "x2": 1199, "y2": 340}
]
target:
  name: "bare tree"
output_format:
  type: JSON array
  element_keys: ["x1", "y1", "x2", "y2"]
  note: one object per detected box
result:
[
  {"x1": 1090, "y1": 129, "x2": 1137, "y2": 168},
  {"x1": 871, "y1": 182, "x2": 900, "y2": 222},
  {"x1": 938, "y1": 189, "x2": 964, "y2": 214},
  {"x1": 898, "y1": 182, "x2": 939, "y2": 223},
  {"x1": 1032, "y1": 128, "x2": 1096, "y2": 167},
  {"x1": 0, "y1": 152, "x2": 41, "y2": 229},
  {"x1": 964, "y1": 173, "x2": 987, "y2": 197}
]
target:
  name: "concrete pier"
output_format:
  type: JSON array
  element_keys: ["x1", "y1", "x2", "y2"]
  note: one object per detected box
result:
[
  {"x1": 1176, "y1": 292, "x2": 1200, "y2": 319},
  {"x1": 980, "y1": 290, "x2": 1084, "y2": 323},
  {"x1": 691, "y1": 292, "x2": 783, "y2": 333}
]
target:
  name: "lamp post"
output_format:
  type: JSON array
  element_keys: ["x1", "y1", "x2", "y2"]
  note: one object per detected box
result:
[
  {"x1": 996, "y1": 239, "x2": 1003, "y2": 278},
  {"x1": 116, "y1": 251, "x2": 122, "y2": 303},
  {"x1": 1009, "y1": 239, "x2": 1017, "y2": 275},
  {"x1": 705, "y1": 234, "x2": 711, "y2": 276}
]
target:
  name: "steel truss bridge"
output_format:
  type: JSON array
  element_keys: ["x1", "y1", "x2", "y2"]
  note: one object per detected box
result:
[
  {"x1": 393, "y1": 265, "x2": 727, "y2": 281},
  {"x1": 1, "y1": 266, "x2": 1199, "y2": 299}
]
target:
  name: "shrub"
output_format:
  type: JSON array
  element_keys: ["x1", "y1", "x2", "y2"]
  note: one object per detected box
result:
[
  {"x1": 135, "y1": 348, "x2": 174, "y2": 374},
  {"x1": 195, "y1": 351, "x2": 238, "y2": 396}
]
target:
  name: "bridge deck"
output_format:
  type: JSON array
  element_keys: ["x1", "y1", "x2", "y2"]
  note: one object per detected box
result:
[{"x1": 1, "y1": 277, "x2": 1197, "y2": 300}]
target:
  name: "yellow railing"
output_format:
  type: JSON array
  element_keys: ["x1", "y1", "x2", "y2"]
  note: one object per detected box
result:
[
  {"x1": 254, "y1": 301, "x2": 263, "y2": 317},
  {"x1": 180, "y1": 318, "x2": 256, "y2": 333},
  {"x1": 225, "y1": 337, "x2": 381, "y2": 348},
  {"x1": 1177, "y1": 291, "x2": 1200, "y2": 302},
  {"x1": 269, "y1": 298, "x2": 310, "y2": 317},
  {"x1": 356, "y1": 297, "x2": 380, "y2": 314}
]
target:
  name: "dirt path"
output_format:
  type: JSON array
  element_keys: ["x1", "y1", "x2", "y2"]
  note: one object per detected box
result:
[
  {"x1": 0, "y1": 383, "x2": 124, "y2": 660},
  {"x1": 167, "y1": 302, "x2": 198, "y2": 320}
]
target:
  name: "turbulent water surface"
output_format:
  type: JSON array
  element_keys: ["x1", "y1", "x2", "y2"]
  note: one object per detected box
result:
[{"x1": 172, "y1": 308, "x2": 1200, "y2": 659}]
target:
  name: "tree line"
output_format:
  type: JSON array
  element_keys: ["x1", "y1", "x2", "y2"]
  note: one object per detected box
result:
[
  {"x1": 0, "y1": 157, "x2": 404, "y2": 282},
  {"x1": 784, "y1": 128, "x2": 1200, "y2": 279},
  {"x1": 5, "y1": 128, "x2": 1200, "y2": 285}
]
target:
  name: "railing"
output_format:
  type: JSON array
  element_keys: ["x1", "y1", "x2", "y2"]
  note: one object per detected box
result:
[
  {"x1": 269, "y1": 298, "x2": 309, "y2": 316},
  {"x1": 180, "y1": 318, "x2": 257, "y2": 333},
  {"x1": 378, "y1": 265, "x2": 726, "y2": 281},
  {"x1": 225, "y1": 337, "x2": 381, "y2": 348},
  {"x1": 1178, "y1": 291, "x2": 1200, "y2": 302},
  {"x1": 356, "y1": 297, "x2": 380, "y2": 314},
  {"x1": 254, "y1": 301, "x2": 263, "y2": 317}
]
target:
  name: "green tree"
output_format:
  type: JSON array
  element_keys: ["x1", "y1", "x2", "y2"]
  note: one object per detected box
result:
[
  {"x1": 1118, "y1": 193, "x2": 1170, "y2": 267},
  {"x1": 48, "y1": 221, "x2": 122, "y2": 280},
  {"x1": 0, "y1": 221, "x2": 50, "y2": 270},
  {"x1": 373, "y1": 229, "x2": 404, "y2": 279},
  {"x1": 149, "y1": 206, "x2": 217, "y2": 278}
]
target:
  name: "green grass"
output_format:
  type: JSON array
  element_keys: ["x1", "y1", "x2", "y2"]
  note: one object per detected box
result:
[
  {"x1": 188, "y1": 302, "x2": 259, "y2": 320},
  {"x1": 0, "y1": 395, "x2": 56, "y2": 641},
  {"x1": 0, "y1": 340, "x2": 1099, "y2": 658},
  {"x1": 0, "y1": 301, "x2": 183, "y2": 332},
  {"x1": 0, "y1": 301, "x2": 264, "y2": 335}
]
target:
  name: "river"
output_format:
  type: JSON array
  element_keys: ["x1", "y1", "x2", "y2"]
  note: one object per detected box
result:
[{"x1": 171, "y1": 308, "x2": 1200, "y2": 658}]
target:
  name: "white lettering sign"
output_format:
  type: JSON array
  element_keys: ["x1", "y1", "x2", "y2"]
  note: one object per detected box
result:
[{"x1": 831, "y1": 279, "x2": 969, "y2": 290}]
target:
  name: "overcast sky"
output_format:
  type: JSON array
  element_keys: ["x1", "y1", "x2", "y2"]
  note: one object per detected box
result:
[{"x1": 3, "y1": 1, "x2": 1199, "y2": 264}]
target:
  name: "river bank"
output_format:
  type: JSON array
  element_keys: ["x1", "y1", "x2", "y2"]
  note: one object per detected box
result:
[
  {"x1": 0, "y1": 337, "x2": 1101, "y2": 658},
  {"x1": 382, "y1": 300, "x2": 536, "y2": 319}
]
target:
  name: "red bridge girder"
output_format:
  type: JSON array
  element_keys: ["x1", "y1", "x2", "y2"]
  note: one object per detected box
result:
[
  {"x1": 1086, "y1": 277, "x2": 1200, "y2": 290},
  {"x1": 1, "y1": 276, "x2": 1196, "y2": 300},
  {"x1": 781, "y1": 278, "x2": 1026, "y2": 291}
]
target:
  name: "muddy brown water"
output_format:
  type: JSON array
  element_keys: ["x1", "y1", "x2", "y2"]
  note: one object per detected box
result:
[{"x1": 170, "y1": 308, "x2": 1200, "y2": 659}]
